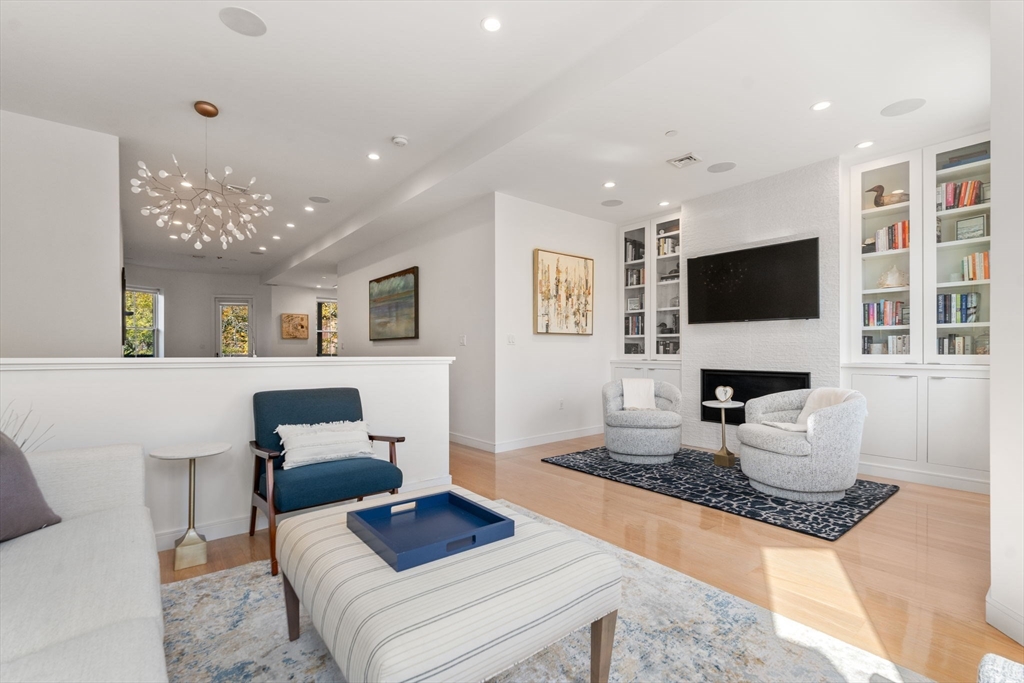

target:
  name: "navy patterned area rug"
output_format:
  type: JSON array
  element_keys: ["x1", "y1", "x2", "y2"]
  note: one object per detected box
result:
[{"x1": 542, "y1": 447, "x2": 899, "y2": 541}]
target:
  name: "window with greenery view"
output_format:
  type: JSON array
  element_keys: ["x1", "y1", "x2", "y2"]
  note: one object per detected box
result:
[
  {"x1": 123, "y1": 288, "x2": 159, "y2": 357},
  {"x1": 219, "y1": 302, "x2": 251, "y2": 357},
  {"x1": 317, "y1": 300, "x2": 338, "y2": 356}
]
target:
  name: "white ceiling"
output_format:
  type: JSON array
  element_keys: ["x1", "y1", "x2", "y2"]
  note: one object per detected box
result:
[{"x1": 0, "y1": 1, "x2": 990, "y2": 287}]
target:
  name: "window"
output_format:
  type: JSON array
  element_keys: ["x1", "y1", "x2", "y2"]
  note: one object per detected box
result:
[
  {"x1": 215, "y1": 297, "x2": 255, "y2": 357},
  {"x1": 317, "y1": 300, "x2": 338, "y2": 356},
  {"x1": 123, "y1": 288, "x2": 160, "y2": 357}
]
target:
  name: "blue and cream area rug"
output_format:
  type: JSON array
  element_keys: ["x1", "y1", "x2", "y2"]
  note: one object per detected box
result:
[
  {"x1": 542, "y1": 447, "x2": 899, "y2": 541},
  {"x1": 162, "y1": 503, "x2": 928, "y2": 683}
]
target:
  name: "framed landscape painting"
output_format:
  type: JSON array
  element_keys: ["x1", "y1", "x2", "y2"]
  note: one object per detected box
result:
[
  {"x1": 534, "y1": 248, "x2": 594, "y2": 335},
  {"x1": 369, "y1": 266, "x2": 419, "y2": 340}
]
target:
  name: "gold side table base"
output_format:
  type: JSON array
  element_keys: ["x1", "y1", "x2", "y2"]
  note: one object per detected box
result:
[
  {"x1": 713, "y1": 447, "x2": 736, "y2": 469},
  {"x1": 174, "y1": 527, "x2": 208, "y2": 571}
]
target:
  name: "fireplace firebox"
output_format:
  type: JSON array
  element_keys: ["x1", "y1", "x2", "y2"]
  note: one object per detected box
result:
[{"x1": 700, "y1": 369, "x2": 811, "y2": 426}]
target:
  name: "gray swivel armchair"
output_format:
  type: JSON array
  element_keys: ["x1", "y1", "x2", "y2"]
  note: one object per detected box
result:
[
  {"x1": 737, "y1": 388, "x2": 867, "y2": 502},
  {"x1": 602, "y1": 380, "x2": 682, "y2": 464}
]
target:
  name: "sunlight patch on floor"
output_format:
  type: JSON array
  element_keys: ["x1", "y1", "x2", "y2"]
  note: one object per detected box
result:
[{"x1": 762, "y1": 547, "x2": 905, "y2": 683}]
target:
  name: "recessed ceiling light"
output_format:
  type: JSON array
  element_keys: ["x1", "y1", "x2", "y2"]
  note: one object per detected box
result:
[
  {"x1": 665, "y1": 130, "x2": 678, "y2": 137},
  {"x1": 272, "y1": 235, "x2": 281, "y2": 240},
  {"x1": 810, "y1": 101, "x2": 832, "y2": 111},
  {"x1": 308, "y1": 196, "x2": 330, "y2": 203},
  {"x1": 603, "y1": 181, "x2": 616, "y2": 188},
  {"x1": 259, "y1": 246, "x2": 267, "y2": 251},
  {"x1": 304, "y1": 206, "x2": 314, "y2": 212},
  {"x1": 169, "y1": 235, "x2": 178, "y2": 239},
  {"x1": 322, "y1": 276, "x2": 327, "y2": 279},
  {"x1": 601, "y1": 199, "x2": 623, "y2": 207},
  {"x1": 659, "y1": 201, "x2": 670, "y2": 207},
  {"x1": 707, "y1": 162, "x2": 737, "y2": 173},
  {"x1": 856, "y1": 141, "x2": 874, "y2": 149},
  {"x1": 367, "y1": 153, "x2": 380, "y2": 161},
  {"x1": 881, "y1": 98, "x2": 926, "y2": 117},
  {"x1": 316, "y1": 285, "x2": 322, "y2": 288},
  {"x1": 481, "y1": 17, "x2": 501, "y2": 32},
  {"x1": 286, "y1": 223, "x2": 295, "y2": 228},
  {"x1": 219, "y1": 7, "x2": 267, "y2": 37}
]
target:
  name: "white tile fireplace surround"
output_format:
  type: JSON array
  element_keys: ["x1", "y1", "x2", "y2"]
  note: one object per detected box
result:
[{"x1": 0, "y1": 357, "x2": 454, "y2": 550}]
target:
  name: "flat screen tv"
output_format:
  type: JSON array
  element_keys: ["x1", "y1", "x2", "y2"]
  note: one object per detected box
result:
[{"x1": 687, "y1": 237, "x2": 819, "y2": 324}]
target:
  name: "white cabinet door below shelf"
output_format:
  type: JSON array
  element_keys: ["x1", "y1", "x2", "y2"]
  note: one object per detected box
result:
[
  {"x1": 612, "y1": 365, "x2": 646, "y2": 382},
  {"x1": 647, "y1": 366, "x2": 680, "y2": 391},
  {"x1": 927, "y1": 377, "x2": 990, "y2": 471},
  {"x1": 851, "y1": 374, "x2": 918, "y2": 461}
]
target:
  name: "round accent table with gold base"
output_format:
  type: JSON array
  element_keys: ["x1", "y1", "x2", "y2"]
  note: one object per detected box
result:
[
  {"x1": 149, "y1": 441, "x2": 231, "y2": 571},
  {"x1": 701, "y1": 400, "x2": 744, "y2": 468}
]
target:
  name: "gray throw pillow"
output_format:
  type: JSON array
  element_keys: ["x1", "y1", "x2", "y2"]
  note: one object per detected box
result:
[{"x1": 0, "y1": 431, "x2": 61, "y2": 542}]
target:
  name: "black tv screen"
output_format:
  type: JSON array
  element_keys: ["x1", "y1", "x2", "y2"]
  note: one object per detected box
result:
[{"x1": 687, "y1": 238, "x2": 819, "y2": 324}]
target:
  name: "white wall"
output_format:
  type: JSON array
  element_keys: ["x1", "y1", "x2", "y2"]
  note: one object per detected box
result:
[
  {"x1": 337, "y1": 196, "x2": 496, "y2": 446},
  {"x1": 678, "y1": 158, "x2": 842, "y2": 452},
  {"x1": 0, "y1": 110, "x2": 122, "y2": 358},
  {"x1": 494, "y1": 193, "x2": 617, "y2": 452},
  {"x1": 987, "y1": 0, "x2": 1024, "y2": 646},
  {"x1": 125, "y1": 264, "x2": 322, "y2": 357},
  {"x1": 0, "y1": 357, "x2": 453, "y2": 550}
]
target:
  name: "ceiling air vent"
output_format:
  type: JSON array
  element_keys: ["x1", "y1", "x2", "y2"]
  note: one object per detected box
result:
[{"x1": 666, "y1": 153, "x2": 702, "y2": 169}]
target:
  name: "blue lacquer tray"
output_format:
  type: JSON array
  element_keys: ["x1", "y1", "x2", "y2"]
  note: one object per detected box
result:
[{"x1": 346, "y1": 492, "x2": 515, "y2": 571}]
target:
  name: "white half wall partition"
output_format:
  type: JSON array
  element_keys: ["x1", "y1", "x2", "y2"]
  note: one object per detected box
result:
[{"x1": 0, "y1": 357, "x2": 454, "y2": 550}]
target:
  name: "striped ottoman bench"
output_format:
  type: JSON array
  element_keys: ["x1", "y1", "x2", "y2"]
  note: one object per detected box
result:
[{"x1": 277, "y1": 486, "x2": 622, "y2": 683}]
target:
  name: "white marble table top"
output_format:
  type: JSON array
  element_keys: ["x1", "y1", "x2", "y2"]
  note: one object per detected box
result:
[
  {"x1": 149, "y1": 441, "x2": 232, "y2": 460},
  {"x1": 702, "y1": 400, "x2": 744, "y2": 409}
]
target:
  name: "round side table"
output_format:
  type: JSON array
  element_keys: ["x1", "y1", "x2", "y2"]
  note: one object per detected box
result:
[
  {"x1": 150, "y1": 441, "x2": 231, "y2": 571},
  {"x1": 701, "y1": 400, "x2": 744, "y2": 468}
]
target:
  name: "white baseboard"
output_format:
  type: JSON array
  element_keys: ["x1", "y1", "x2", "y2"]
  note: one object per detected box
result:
[
  {"x1": 987, "y1": 588, "x2": 1024, "y2": 645},
  {"x1": 154, "y1": 474, "x2": 453, "y2": 552},
  {"x1": 449, "y1": 431, "x2": 496, "y2": 452},
  {"x1": 493, "y1": 425, "x2": 604, "y2": 454},
  {"x1": 857, "y1": 461, "x2": 990, "y2": 494}
]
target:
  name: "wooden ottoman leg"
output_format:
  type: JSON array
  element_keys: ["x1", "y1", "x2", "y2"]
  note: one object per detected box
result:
[
  {"x1": 282, "y1": 573, "x2": 301, "y2": 641},
  {"x1": 590, "y1": 610, "x2": 617, "y2": 683}
]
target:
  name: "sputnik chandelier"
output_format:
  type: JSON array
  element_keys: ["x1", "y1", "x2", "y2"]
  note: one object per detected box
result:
[{"x1": 130, "y1": 101, "x2": 273, "y2": 250}]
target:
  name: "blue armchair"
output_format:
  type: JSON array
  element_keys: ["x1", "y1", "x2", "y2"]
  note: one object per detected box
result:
[{"x1": 249, "y1": 387, "x2": 404, "y2": 575}]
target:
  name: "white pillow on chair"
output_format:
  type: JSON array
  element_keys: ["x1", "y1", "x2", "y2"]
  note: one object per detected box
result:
[{"x1": 275, "y1": 420, "x2": 375, "y2": 469}]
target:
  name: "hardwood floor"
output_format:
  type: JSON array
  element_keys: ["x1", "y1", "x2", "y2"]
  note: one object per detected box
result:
[{"x1": 160, "y1": 435, "x2": 1024, "y2": 683}]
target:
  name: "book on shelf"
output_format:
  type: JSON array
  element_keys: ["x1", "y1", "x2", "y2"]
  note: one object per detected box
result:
[
  {"x1": 870, "y1": 220, "x2": 909, "y2": 252},
  {"x1": 625, "y1": 266, "x2": 646, "y2": 286},
  {"x1": 938, "y1": 334, "x2": 977, "y2": 355},
  {"x1": 936, "y1": 292, "x2": 981, "y2": 325},
  {"x1": 863, "y1": 299, "x2": 908, "y2": 327},
  {"x1": 624, "y1": 313, "x2": 645, "y2": 336},
  {"x1": 938, "y1": 180, "x2": 985, "y2": 210},
  {"x1": 960, "y1": 251, "x2": 990, "y2": 281},
  {"x1": 657, "y1": 237, "x2": 678, "y2": 256},
  {"x1": 861, "y1": 334, "x2": 910, "y2": 355},
  {"x1": 939, "y1": 150, "x2": 989, "y2": 170},
  {"x1": 624, "y1": 238, "x2": 645, "y2": 262}
]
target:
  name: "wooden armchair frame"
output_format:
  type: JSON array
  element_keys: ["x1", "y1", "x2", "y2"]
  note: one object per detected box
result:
[{"x1": 248, "y1": 434, "x2": 405, "y2": 575}]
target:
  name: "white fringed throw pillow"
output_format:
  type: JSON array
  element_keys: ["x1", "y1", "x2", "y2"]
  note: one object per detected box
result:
[{"x1": 276, "y1": 420, "x2": 375, "y2": 470}]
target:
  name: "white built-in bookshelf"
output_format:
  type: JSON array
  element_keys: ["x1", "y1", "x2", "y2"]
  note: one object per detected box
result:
[{"x1": 618, "y1": 212, "x2": 681, "y2": 360}]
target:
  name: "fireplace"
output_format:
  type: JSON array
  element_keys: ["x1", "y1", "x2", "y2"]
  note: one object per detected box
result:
[{"x1": 700, "y1": 369, "x2": 811, "y2": 425}]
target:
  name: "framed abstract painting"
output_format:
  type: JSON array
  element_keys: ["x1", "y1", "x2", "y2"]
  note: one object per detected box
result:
[
  {"x1": 369, "y1": 266, "x2": 419, "y2": 341},
  {"x1": 533, "y1": 248, "x2": 594, "y2": 335}
]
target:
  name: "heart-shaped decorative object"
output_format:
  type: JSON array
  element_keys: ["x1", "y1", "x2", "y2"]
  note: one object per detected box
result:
[{"x1": 714, "y1": 386, "x2": 734, "y2": 402}]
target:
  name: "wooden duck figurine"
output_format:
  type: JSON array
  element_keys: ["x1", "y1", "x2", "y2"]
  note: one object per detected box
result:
[{"x1": 866, "y1": 185, "x2": 909, "y2": 207}]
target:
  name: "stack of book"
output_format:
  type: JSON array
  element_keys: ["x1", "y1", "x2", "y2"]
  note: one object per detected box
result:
[
  {"x1": 624, "y1": 314, "x2": 645, "y2": 336},
  {"x1": 937, "y1": 180, "x2": 985, "y2": 210},
  {"x1": 625, "y1": 238, "x2": 645, "y2": 262},
  {"x1": 863, "y1": 300, "x2": 908, "y2": 327},
  {"x1": 939, "y1": 149, "x2": 989, "y2": 170},
  {"x1": 937, "y1": 292, "x2": 980, "y2": 324},
  {"x1": 873, "y1": 220, "x2": 909, "y2": 252},
  {"x1": 938, "y1": 334, "x2": 975, "y2": 355},
  {"x1": 658, "y1": 237, "x2": 678, "y2": 256},
  {"x1": 861, "y1": 334, "x2": 911, "y2": 354},
  {"x1": 626, "y1": 267, "x2": 645, "y2": 286},
  {"x1": 961, "y1": 251, "x2": 990, "y2": 281}
]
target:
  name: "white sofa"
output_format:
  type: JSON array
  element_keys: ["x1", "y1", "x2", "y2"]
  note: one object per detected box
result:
[{"x1": 0, "y1": 444, "x2": 167, "y2": 682}]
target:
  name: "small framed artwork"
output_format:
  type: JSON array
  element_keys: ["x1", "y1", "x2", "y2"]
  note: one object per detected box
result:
[
  {"x1": 369, "y1": 266, "x2": 419, "y2": 341},
  {"x1": 955, "y1": 215, "x2": 987, "y2": 241},
  {"x1": 280, "y1": 313, "x2": 309, "y2": 340},
  {"x1": 627, "y1": 297, "x2": 642, "y2": 311},
  {"x1": 533, "y1": 248, "x2": 594, "y2": 335}
]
